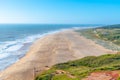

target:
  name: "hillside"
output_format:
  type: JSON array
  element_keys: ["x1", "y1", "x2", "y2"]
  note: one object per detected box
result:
[{"x1": 35, "y1": 53, "x2": 120, "y2": 80}]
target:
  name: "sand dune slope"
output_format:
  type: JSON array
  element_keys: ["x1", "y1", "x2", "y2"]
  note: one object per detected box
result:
[{"x1": 0, "y1": 30, "x2": 114, "y2": 80}]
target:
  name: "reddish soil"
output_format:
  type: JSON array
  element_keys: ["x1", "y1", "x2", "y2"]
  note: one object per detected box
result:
[{"x1": 83, "y1": 71, "x2": 120, "y2": 80}]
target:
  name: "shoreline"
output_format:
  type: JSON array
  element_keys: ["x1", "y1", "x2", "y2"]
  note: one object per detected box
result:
[
  {"x1": 0, "y1": 29, "x2": 114, "y2": 80},
  {"x1": 0, "y1": 29, "x2": 69, "y2": 72}
]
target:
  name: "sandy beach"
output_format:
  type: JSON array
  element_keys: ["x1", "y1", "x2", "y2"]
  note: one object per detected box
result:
[{"x1": 0, "y1": 30, "x2": 114, "y2": 80}]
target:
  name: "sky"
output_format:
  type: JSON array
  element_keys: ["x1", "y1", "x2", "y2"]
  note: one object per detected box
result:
[{"x1": 0, "y1": 0, "x2": 120, "y2": 24}]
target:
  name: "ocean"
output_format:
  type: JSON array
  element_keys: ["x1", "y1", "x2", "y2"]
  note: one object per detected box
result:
[{"x1": 0, "y1": 24, "x2": 99, "y2": 71}]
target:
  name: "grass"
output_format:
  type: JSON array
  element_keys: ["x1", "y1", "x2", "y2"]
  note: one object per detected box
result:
[
  {"x1": 35, "y1": 53, "x2": 120, "y2": 80},
  {"x1": 52, "y1": 74, "x2": 79, "y2": 80}
]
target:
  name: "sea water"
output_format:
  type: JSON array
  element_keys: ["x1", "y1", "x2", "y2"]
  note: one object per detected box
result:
[{"x1": 0, "y1": 24, "x2": 99, "y2": 71}]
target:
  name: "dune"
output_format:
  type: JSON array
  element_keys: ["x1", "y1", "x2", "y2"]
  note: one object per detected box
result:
[{"x1": 0, "y1": 30, "x2": 114, "y2": 80}]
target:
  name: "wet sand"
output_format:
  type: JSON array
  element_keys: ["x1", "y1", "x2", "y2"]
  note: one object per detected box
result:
[{"x1": 0, "y1": 30, "x2": 114, "y2": 80}]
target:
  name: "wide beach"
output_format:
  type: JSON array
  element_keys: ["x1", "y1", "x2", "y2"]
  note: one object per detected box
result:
[{"x1": 0, "y1": 29, "x2": 114, "y2": 80}]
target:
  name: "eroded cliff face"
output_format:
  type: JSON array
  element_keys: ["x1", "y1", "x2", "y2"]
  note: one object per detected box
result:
[{"x1": 83, "y1": 71, "x2": 120, "y2": 80}]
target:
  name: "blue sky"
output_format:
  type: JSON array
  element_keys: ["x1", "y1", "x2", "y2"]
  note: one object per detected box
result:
[{"x1": 0, "y1": 0, "x2": 120, "y2": 24}]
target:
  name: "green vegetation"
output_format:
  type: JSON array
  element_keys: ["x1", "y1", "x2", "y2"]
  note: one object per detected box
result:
[
  {"x1": 76, "y1": 24, "x2": 120, "y2": 51},
  {"x1": 95, "y1": 26, "x2": 120, "y2": 45},
  {"x1": 35, "y1": 53, "x2": 120, "y2": 80}
]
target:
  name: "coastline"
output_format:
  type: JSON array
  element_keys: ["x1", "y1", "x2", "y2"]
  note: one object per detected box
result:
[
  {"x1": 0, "y1": 29, "x2": 114, "y2": 80},
  {"x1": 0, "y1": 29, "x2": 67, "y2": 72}
]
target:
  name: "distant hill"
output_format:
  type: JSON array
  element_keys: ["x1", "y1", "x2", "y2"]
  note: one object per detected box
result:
[{"x1": 77, "y1": 24, "x2": 120, "y2": 51}]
